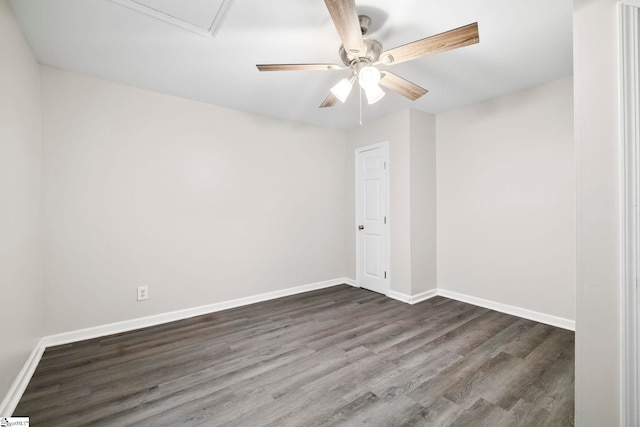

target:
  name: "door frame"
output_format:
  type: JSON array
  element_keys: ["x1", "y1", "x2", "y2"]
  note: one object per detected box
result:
[
  {"x1": 355, "y1": 141, "x2": 390, "y2": 294},
  {"x1": 619, "y1": 1, "x2": 640, "y2": 425}
]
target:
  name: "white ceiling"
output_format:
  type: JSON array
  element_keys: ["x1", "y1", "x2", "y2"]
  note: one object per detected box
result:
[
  {"x1": 127, "y1": 0, "x2": 227, "y2": 31},
  {"x1": 8, "y1": 0, "x2": 573, "y2": 130}
]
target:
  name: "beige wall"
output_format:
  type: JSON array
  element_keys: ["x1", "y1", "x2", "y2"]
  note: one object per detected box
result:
[
  {"x1": 346, "y1": 110, "x2": 412, "y2": 295},
  {"x1": 0, "y1": 0, "x2": 43, "y2": 401},
  {"x1": 409, "y1": 110, "x2": 437, "y2": 295},
  {"x1": 347, "y1": 82, "x2": 575, "y2": 311},
  {"x1": 345, "y1": 109, "x2": 437, "y2": 297},
  {"x1": 436, "y1": 77, "x2": 575, "y2": 321},
  {"x1": 41, "y1": 66, "x2": 347, "y2": 334},
  {"x1": 573, "y1": 0, "x2": 621, "y2": 424},
  {"x1": 345, "y1": 110, "x2": 411, "y2": 295}
]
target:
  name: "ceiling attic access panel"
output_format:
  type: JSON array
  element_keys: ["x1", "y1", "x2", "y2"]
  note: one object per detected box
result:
[{"x1": 112, "y1": 0, "x2": 235, "y2": 37}]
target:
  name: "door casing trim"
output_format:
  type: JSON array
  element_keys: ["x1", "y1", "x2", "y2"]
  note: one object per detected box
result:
[{"x1": 619, "y1": 1, "x2": 640, "y2": 425}]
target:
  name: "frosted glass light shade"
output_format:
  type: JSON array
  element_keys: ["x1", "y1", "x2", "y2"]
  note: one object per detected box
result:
[
  {"x1": 364, "y1": 84, "x2": 385, "y2": 104},
  {"x1": 358, "y1": 66, "x2": 381, "y2": 88},
  {"x1": 330, "y1": 77, "x2": 354, "y2": 103}
]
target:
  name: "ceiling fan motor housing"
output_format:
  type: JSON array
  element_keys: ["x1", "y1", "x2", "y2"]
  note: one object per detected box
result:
[{"x1": 339, "y1": 38, "x2": 382, "y2": 66}]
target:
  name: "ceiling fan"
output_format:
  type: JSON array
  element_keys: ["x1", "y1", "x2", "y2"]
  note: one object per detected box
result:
[{"x1": 256, "y1": 0, "x2": 479, "y2": 108}]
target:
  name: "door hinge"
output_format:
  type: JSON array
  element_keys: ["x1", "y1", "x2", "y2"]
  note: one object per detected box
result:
[
  {"x1": 384, "y1": 216, "x2": 387, "y2": 224},
  {"x1": 384, "y1": 271, "x2": 387, "y2": 279},
  {"x1": 384, "y1": 161, "x2": 387, "y2": 169}
]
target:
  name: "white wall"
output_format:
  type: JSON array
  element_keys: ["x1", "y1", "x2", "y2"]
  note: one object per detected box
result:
[
  {"x1": 573, "y1": 0, "x2": 621, "y2": 424},
  {"x1": 41, "y1": 66, "x2": 347, "y2": 335},
  {"x1": 345, "y1": 109, "x2": 437, "y2": 297},
  {"x1": 437, "y1": 77, "x2": 575, "y2": 321},
  {"x1": 346, "y1": 110, "x2": 412, "y2": 295},
  {"x1": 409, "y1": 110, "x2": 437, "y2": 295},
  {"x1": 0, "y1": 0, "x2": 43, "y2": 401}
]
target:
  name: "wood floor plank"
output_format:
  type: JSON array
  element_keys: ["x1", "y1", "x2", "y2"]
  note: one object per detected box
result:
[
  {"x1": 493, "y1": 322, "x2": 555, "y2": 359},
  {"x1": 331, "y1": 395, "x2": 425, "y2": 427},
  {"x1": 501, "y1": 398, "x2": 551, "y2": 427},
  {"x1": 442, "y1": 351, "x2": 524, "y2": 408},
  {"x1": 317, "y1": 391, "x2": 379, "y2": 426},
  {"x1": 450, "y1": 398, "x2": 509, "y2": 426},
  {"x1": 344, "y1": 348, "x2": 462, "y2": 403},
  {"x1": 421, "y1": 396, "x2": 464, "y2": 425},
  {"x1": 15, "y1": 285, "x2": 575, "y2": 426}
]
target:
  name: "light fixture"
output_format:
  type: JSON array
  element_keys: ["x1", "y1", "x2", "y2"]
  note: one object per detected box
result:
[
  {"x1": 330, "y1": 66, "x2": 386, "y2": 105},
  {"x1": 358, "y1": 66, "x2": 381, "y2": 88},
  {"x1": 363, "y1": 83, "x2": 386, "y2": 104},
  {"x1": 330, "y1": 75, "x2": 356, "y2": 103},
  {"x1": 358, "y1": 65, "x2": 385, "y2": 104}
]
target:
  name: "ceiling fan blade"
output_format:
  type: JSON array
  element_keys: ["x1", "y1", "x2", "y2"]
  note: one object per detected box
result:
[
  {"x1": 379, "y1": 72, "x2": 428, "y2": 101},
  {"x1": 324, "y1": 0, "x2": 365, "y2": 56},
  {"x1": 380, "y1": 22, "x2": 479, "y2": 65},
  {"x1": 257, "y1": 63, "x2": 344, "y2": 72},
  {"x1": 319, "y1": 92, "x2": 338, "y2": 108}
]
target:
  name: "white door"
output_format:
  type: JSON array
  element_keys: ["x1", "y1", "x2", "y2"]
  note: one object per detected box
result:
[{"x1": 355, "y1": 143, "x2": 389, "y2": 295}]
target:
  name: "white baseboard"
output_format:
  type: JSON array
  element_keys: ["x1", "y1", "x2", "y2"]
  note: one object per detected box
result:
[
  {"x1": 1, "y1": 277, "x2": 354, "y2": 415},
  {"x1": 411, "y1": 289, "x2": 438, "y2": 304},
  {"x1": 387, "y1": 290, "x2": 411, "y2": 304},
  {"x1": 387, "y1": 287, "x2": 575, "y2": 330},
  {"x1": 0, "y1": 338, "x2": 46, "y2": 417},
  {"x1": 343, "y1": 278, "x2": 358, "y2": 287},
  {"x1": 387, "y1": 289, "x2": 438, "y2": 305},
  {"x1": 43, "y1": 277, "x2": 355, "y2": 347},
  {"x1": 437, "y1": 289, "x2": 575, "y2": 331}
]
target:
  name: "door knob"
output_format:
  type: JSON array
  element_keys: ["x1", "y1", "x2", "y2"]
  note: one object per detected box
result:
[{"x1": 358, "y1": 225, "x2": 364, "y2": 230}]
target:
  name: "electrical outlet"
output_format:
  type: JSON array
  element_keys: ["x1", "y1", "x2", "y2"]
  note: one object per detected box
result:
[{"x1": 137, "y1": 286, "x2": 149, "y2": 301}]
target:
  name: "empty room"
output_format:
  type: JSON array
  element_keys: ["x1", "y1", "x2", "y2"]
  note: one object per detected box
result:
[{"x1": 0, "y1": 0, "x2": 635, "y2": 426}]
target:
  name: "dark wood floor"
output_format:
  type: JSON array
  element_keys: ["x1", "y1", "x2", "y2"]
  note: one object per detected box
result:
[{"x1": 16, "y1": 285, "x2": 574, "y2": 426}]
